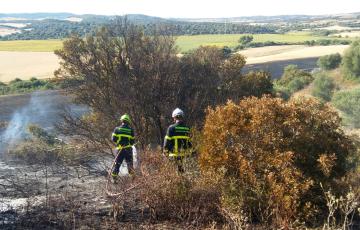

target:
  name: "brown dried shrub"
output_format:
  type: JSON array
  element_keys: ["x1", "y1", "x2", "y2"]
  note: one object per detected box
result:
[
  {"x1": 199, "y1": 96, "x2": 354, "y2": 227},
  {"x1": 137, "y1": 152, "x2": 225, "y2": 226}
]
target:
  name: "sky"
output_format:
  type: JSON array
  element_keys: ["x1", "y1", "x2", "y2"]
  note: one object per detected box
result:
[{"x1": 1, "y1": 0, "x2": 360, "y2": 18}]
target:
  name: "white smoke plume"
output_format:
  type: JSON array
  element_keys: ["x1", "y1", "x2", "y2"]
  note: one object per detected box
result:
[{"x1": 0, "y1": 91, "x2": 87, "y2": 154}]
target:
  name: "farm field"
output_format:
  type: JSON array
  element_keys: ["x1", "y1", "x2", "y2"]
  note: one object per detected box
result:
[
  {"x1": 0, "y1": 40, "x2": 63, "y2": 52},
  {"x1": 0, "y1": 44, "x2": 349, "y2": 82},
  {"x1": 175, "y1": 33, "x2": 337, "y2": 51},
  {"x1": 239, "y1": 45, "x2": 349, "y2": 64},
  {"x1": 0, "y1": 51, "x2": 59, "y2": 82},
  {"x1": 333, "y1": 31, "x2": 360, "y2": 38},
  {"x1": 0, "y1": 32, "x2": 344, "y2": 52}
]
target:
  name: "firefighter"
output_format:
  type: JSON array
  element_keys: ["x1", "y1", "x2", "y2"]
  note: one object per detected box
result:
[
  {"x1": 111, "y1": 114, "x2": 135, "y2": 179},
  {"x1": 163, "y1": 108, "x2": 192, "y2": 172}
]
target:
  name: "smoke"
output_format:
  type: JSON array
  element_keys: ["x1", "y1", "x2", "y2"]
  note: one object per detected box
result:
[
  {"x1": 0, "y1": 91, "x2": 89, "y2": 154},
  {"x1": 0, "y1": 92, "x2": 53, "y2": 152},
  {"x1": 0, "y1": 91, "x2": 87, "y2": 154}
]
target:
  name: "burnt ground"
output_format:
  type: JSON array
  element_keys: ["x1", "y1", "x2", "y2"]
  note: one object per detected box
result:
[
  {"x1": 0, "y1": 88, "x2": 151, "y2": 228},
  {"x1": 0, "y1": 155, "x2": 157, "y2": 229}
]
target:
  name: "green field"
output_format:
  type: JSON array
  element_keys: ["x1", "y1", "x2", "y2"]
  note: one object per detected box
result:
[
  {"x1": 176, "y1": 33, "x2": 330, "y2": 51},
  {"x1": 0, "y1": 40, "x2": 63, "y2": 52},
  {"x1": 0, "y1": 33, "x2": 347, "y2": 52}
]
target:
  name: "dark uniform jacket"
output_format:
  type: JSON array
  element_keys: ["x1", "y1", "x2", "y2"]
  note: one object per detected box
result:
[
  {"x1": 163, "y1": 121, "x2": 192, "y2": 157},
  {"x1": 112, "y1": 123, "x2": 135, "y2": 149}
]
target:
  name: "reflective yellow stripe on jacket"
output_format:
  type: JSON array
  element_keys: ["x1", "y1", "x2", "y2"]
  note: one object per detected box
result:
[
  {"x1": 166, "y1": 135, "x2": 190, "y2": 157},
  {"x1": 112, "y1": 133, "x2": 134, "y2": 149}
]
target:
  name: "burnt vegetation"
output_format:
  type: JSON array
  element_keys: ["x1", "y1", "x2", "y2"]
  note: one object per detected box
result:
[{"x1": 2, "y1": 20, "x2": 360, "y2": 229}]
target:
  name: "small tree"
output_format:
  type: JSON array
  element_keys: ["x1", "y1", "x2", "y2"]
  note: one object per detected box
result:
[
  {"x1": 332, "y1": 88, "x2": 360, "y2": 128},
  {"x1": 312, "y1": 73, "x2": 336, "y2": 101},
  {"x1": 341, "y1": 40, "x2": 360, "y2": 79},
  {"x1": 238, "y1": 35, "x2": 254, "y2": 45},
  {"x1": 274, "y1": 65, "x2": 314, "y2": 97},
  {"x1": 317, "y1": 53, "x2": 342, "y2": 70}
]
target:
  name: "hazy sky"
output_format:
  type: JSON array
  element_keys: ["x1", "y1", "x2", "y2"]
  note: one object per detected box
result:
[{"x1": 1, "y1": 0, "x2": 360, "y2": 18}]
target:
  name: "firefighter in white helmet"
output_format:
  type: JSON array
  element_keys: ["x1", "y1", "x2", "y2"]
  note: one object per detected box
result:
[{"x1": 163, "y1": 108, "x2": 192, "y2": 172}]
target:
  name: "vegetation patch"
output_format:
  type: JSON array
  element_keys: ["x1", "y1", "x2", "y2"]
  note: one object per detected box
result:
[
  {"x1": 0, "y1": 40, "x2": 63, "y2": 52},
  {"x1": 199, "y1": 97, "x2": 356, "y2": 228},
  {"x1": 312, "y1": 73, "x2": 336, "y2": 102},
  {"x1": 332, "y1": 87, "x2": 360, "y2": 128},
  {"x1": 274, "y1": 64, "x2": 314, "y2": 99}
]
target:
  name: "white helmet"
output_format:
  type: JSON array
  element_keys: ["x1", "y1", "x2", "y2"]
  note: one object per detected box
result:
[{"x1": 172, "y1": 108, "x2": 184, "y2": 118}]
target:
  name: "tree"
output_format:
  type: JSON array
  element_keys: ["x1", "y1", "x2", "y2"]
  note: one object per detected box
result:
[
  {"x1": 311, "y1": 73, "x2": 335, "y2": 101},
  {"x1": 238, "y1": 35, "x2": 254, "y2": 45},
  {"x1": 55, "y1": 22, "x2": 180, "y2": 147},
  {"x1": 341, "y1": 40, "x2": 360, "y2": 79},
  {"x1": 317, "y1": 53, "x2": 342, "y2": 70},
  {"x1": 274, "y1": 65, "x2": 314, "y2": 97},
  {"x1": 55, "y1": 21, "x2": 273, "y2": 152}
]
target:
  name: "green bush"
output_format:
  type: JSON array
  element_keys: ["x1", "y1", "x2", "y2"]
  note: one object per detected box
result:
[
  {"x1": 312, "y1": 73, "x2": 336, "y2": 101},
  {"x1": 0, "y1": 78, "x2": 59, "y2": 95},
  {"x1": 238, "y1": 35, "x2": 253, "y2": 45},
  {"x1": 341, "y1": 40, "x2": 360, "y2": 79},
  {"x1": 332, "y1": 88, "x2": 360, "y2": 128},
  {"x1": 9, "y1": 78, "x2": 23, "y2": 84},
  {"x1": 305, "y1": 39, "x2": 351, "y2": 46},
  {"x1": 317, "y1": 53, "x2": 342, "y2": 70},
  {"x1": 274, "y1": 65, "x2": 314, "y2": 97}
]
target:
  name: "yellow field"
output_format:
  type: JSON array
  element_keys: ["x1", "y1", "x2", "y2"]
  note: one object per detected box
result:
[
  {"x1": 0, "y1": 51, "x2": 59, "y2": 82},
  {"x1": 0, "y1": 40, "x2": 63, "y2": 52},
  {"x1": 239, "y1": 45, "x2": 349, "y2": 64},
  {"x1": 0, "y1": 37, "x2": 351, "y2": 83},
  {"x1": 333, "y1": 31, "x2": 360, "y2": 38}
]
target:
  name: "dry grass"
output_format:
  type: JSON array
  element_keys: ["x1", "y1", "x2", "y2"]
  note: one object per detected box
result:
[
  {"x1": 0, "y1": 51, "x2": 59, "y2": 82},
  {"x1": 239, "y1": 45, "x2": 349, "y2": 64},
  {"x1": 333, "y1": 31, "x2": 360, "y2": 38}
]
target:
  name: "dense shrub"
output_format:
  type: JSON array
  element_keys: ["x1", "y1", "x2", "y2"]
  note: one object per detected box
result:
[
  {"x1": 312, "y1": 73, "x2": 336, "y2": 101},
  {"x1": 9, "y1": 78, "x2": 23, "y2": 84},
  {"x1": 0, "y1": 78, "x2": 57, "y2": 95},
  {"x1": 304, "y1": 39, "x2": 351, "y2": 46},
  {"x1": 199, "y1": 97, "x2": 353, "y2": 226},
  {"x1": 342, "y1": 40, "x2": 360, "y2": 79},
  {"x1": 138, "y1": 152, "x2": 224, "y2": 226},
  {"x1": 274, "y1": 65, "x2": 314, "y2": 98},
  {"x1": 317, "y1": 53, "x2": 342, "y2": 70},
  {"x1": 238, "y1": 35, "x2": 253, "y2": 45},
  {"x1": 332, "y1": 88, "x2": 360, "y2": 128}
]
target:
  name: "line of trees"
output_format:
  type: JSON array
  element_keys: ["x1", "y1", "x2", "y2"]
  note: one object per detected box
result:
[{"x1": 0, "y1": 17, "x2": 277, "y2": 41}]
